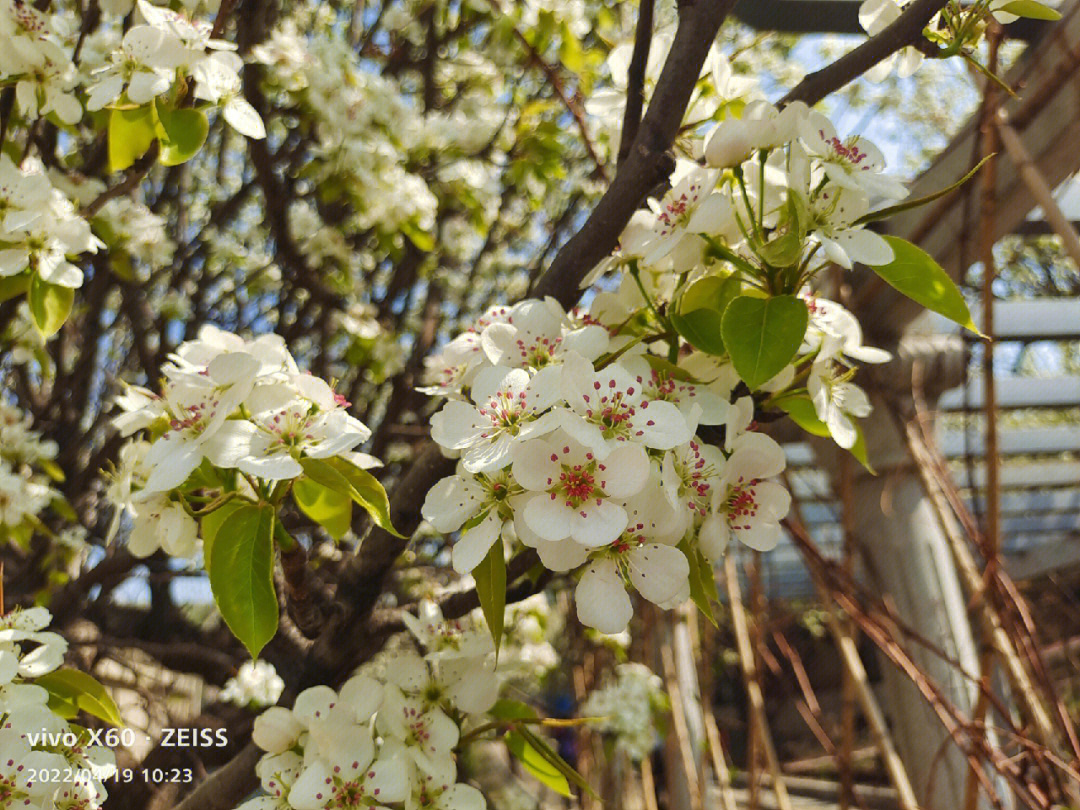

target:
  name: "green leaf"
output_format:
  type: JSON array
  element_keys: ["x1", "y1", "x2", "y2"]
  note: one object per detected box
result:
[
  {"x1": 473, "y1": 540, "x2": 507, "y2": 657},
  {"x1": 671, "y1": 275, "x2": 741, "y2": 356},
  {"x1": 506, "y1": 730, "x2": 572, "y2": 797},
  {"x1": 854, "y1": 156, "x2": 991, "y2": 226},
  {"x1": 850, "y1": 423, "x2": 874, "y2": 474},
  {"x1": 154, "y1": 105, "x2": 209, "y2": 166},
  {"x1": 721, "y1": 294, "x2": 808, "y2": 390},
  {"x1": 997, "y1": 0, "x2": 1062, "y2": 19},
  {"x1": 679, "y1": 538, "x2": 718, "y2": 628},
  {"x1": 401, "y1": 220, "x2": 434, "y2": 252},
  {"x1": 322, "y1": 457, "x2": 403, "y2": 537},
  {"x1": 34, "y1": 669, "x2": 123, "y2": 727},
  {"x1": 293, "y1": 476, "x2": 352, "y2": 540},
  {"x1": 40, "y1": 459, "x2": 66, "y2": 483},
  {"x1": 775, "y1": 395, "x2": 875, "y2": 473},
  {"x1": 50, "y1": 496, "x2": 78, "y2": 522},
  {"x1": 0, "y1": 273, "x2": 29, "y2": 303},
  {"x1": 208, "y1": 504, "x2": 279, "y2": 658},
  {"x1": 517, "y1": 726, "x2": 598, "y2": 799},
  {"x1": 775, "y1": 394, "x2": 830, "y2": 438},
  {"x1": 490, "y1": 699, "x2": 539, "y2": 721},
  {"x1": 873, "y1": 236, "x2": 980, "y2": 334},
  {"x1": 29, "y1": 275, "x2": 75, "y2": 337},
  {"x1": 108, "y1": 105, "x2": 157, "y2": 172},
  {"x1": 200, "y1": 499, "x2": 246, "y2": 573}
]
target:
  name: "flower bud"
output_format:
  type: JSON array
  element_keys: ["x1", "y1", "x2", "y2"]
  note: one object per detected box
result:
[{"x1": 252, "y1": 707, "x2": 303, "y2": 754}]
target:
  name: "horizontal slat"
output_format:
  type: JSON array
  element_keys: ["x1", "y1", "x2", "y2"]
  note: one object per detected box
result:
[
  {"x1": 937, "y1": 425, "x2": 1080, "y2": 457},
  {"x1": 789, "y1": 461, "x2": 1080, "y2": 492},
  {"x1": 931, "y1": 300, "x2": 1080, "y2": 340},
  {"x1": 797, "y1": 489, "x2": 1080, "y2": 516},
  {"x1": 939, "y1": 376, "x2": 1080, "y2": 410},
  {"x1": 785, "y1": 427, "x2": 1080, "y2": 467},
  {"x1": 968, "y1": 489, "x2": 1080, "y2": 514},
  {"x1": 797, "y1": 510, "x2": 1077, "y2": 535},
  {"x1": 955, "y1": 461, "x2": 1080, "y2": 489}
]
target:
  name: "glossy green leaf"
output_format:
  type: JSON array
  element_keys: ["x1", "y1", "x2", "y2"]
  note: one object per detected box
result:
[
  {"x1": 517, "y1": 726, "x2": 598, "y2": 799},
  {"x1": 775, "y1": 394, "x2": 875, "y2": 473},
  {"x1": 506, "y1": 730, "x2": 571, "y2": 797},
  {"x1": 35, "y1": 669, "x2": 124, "y2": 727},
  {"x1": 850, "y1": 423, "x2": 874, "y2": 474},
  {"x1": 671, "y1": 274, "x2": 741, "y2": 356},
  {"x1": 108, "y1": 105, "x2": 157, "y2": 172},
  {"x1": 323, "y1": 457, "x2": 403, "y2": 537},
  {"x1": 154, "y1": 105, "x2": 209, "y2": 166},
  {"x1": 29, "y1": 275, "x2": 75, "y2": 337},
  {"x1": 473, "y1": 540, "x2": 506, "y2": 657},
  {"x1": 293, "y1": 476, "x2": 352, "y2": 540},
  {"x1": 775, "y1": 394, "x2": 830, "y2": 438},
  {"x1": 997, "y1": 0, "x2": 1062, "y2": 18},
  {"x1": 721, "y1": 294, "x2": 808, "y2": 390},
  {"x1": 208, "y1": 504, "x2": 279, "y2": 658},
  {"x1": 0, "y1": 274, "x2": 29, "y2": 303},
  {"x1": 873, "y1": 237, "x2": 980, "y2": 334},
  {"x1": 200, "y1": 499, "x2": 246, "y2": 573}
]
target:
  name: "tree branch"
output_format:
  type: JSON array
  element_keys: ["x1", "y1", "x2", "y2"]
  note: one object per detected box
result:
[
  {"x1": 618, "y1": 0, "x2": 655, "y2": 167},
  {"x1": 531, "y1": 0, "x2": 737, "y2": 308},
  {"x1": 778, "y1": 0, "x2": 949, "y2": 108}
]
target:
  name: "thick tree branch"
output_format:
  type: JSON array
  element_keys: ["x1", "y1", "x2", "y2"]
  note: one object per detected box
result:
[
  {"x1": 618, "y1": 0, "x2": 655, "y2": 167},
  {"x1": 531, "y1": 0, "x2": 737, "y2": 308},
  {"x1": 778, "y1": 0, "x2": 949, "y2": 108}
]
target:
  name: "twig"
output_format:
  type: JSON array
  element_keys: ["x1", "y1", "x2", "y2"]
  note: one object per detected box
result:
[{"x1": 724, "y1": 554, "x2": 794, "y2": 810}]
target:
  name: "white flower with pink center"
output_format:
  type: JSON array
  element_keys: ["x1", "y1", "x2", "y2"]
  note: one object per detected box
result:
[
  {"x1": 558, "y1": 353, "x2": 692, "y2": 458},
  {"x1": 430, "y1": 366, "x2": 560, "y2": 474},
  {"x1": 623, "y1": 357, "x2": 728, "y2": 427},
  {"x1": 479, "y1": 298, "x2": 609, "y2": 375},
  {"x1": 640, "y1": 161, "x2": 721, "y2": 267},
  {"x1": 224, "y1": 376, "x2": 370, "y2": 481},
  {"x1": 418, "y1": 305, "x2": 512, "y2": 398},
  {"x1": 512, "y1": 433, "x2": 650, "y2": 548},
  {"x1": 376, "y1": 686, "x2": 459, "y2": 787},
  {"x1": 808, "y1": 358, "x2": 873, "y2": 450},
  {"x1": 799, "y1": 111, "x2": 907, "y2": 202},
  {"x1": 576, "y1": 531, "x2": 690, "y2": 634},
  {"x1": 801, "y1": 295, "x2": 892, "y2": 365},
  {"x1": 235, "y1": 751, "x2": 302, "y2": 810},
  {"x1": 661, "y1": 440, "x2": 724, "y2": 534},
  {"x1": 422, "y1": 467, "x2": 520, "y2": 574},
  {"x1": 700, "y1": 433, "x2": 790, "y2": 558},
  {"x1": 140, "y1": 351, "x2": 261, "y2": 492}
]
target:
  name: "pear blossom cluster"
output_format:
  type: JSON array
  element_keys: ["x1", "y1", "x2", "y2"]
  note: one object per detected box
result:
[
  {"x1": 580, "y1": 663, "x2": 668, "y2": 761},
  {"x1": 107, "y1": 324, "x2": 376, "y2": 558},
  {"x1": 856, "y1": 0, "x2": 1051, "y2": 81},
  {"x1": 420, "y1": 76, "x2": 902, "y2": 635},
  {"x1": 1, "y1": 0, "x2": 265, "y2": 138},
  {"x1": 221, "y1": 659, "x2": 286, "y2": 709},
  {"x1": 0, "y1": 401, "x2": 61, "y2": 539},
  {"x1": 242, "y1": 601, "x2": 497, "y2": 810},
  {"x1": 420, "y1": 296, "x2": 801, "y2": 635},
  {"x1": 85, "y1": 0, "x2": 265, "y2": 138},
  {"x1": 0, "y1": 607, "x2": 118, "y2": 809},
  {"x1": 0, "y1": 155, "x2": 103, "y2": 289}
]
